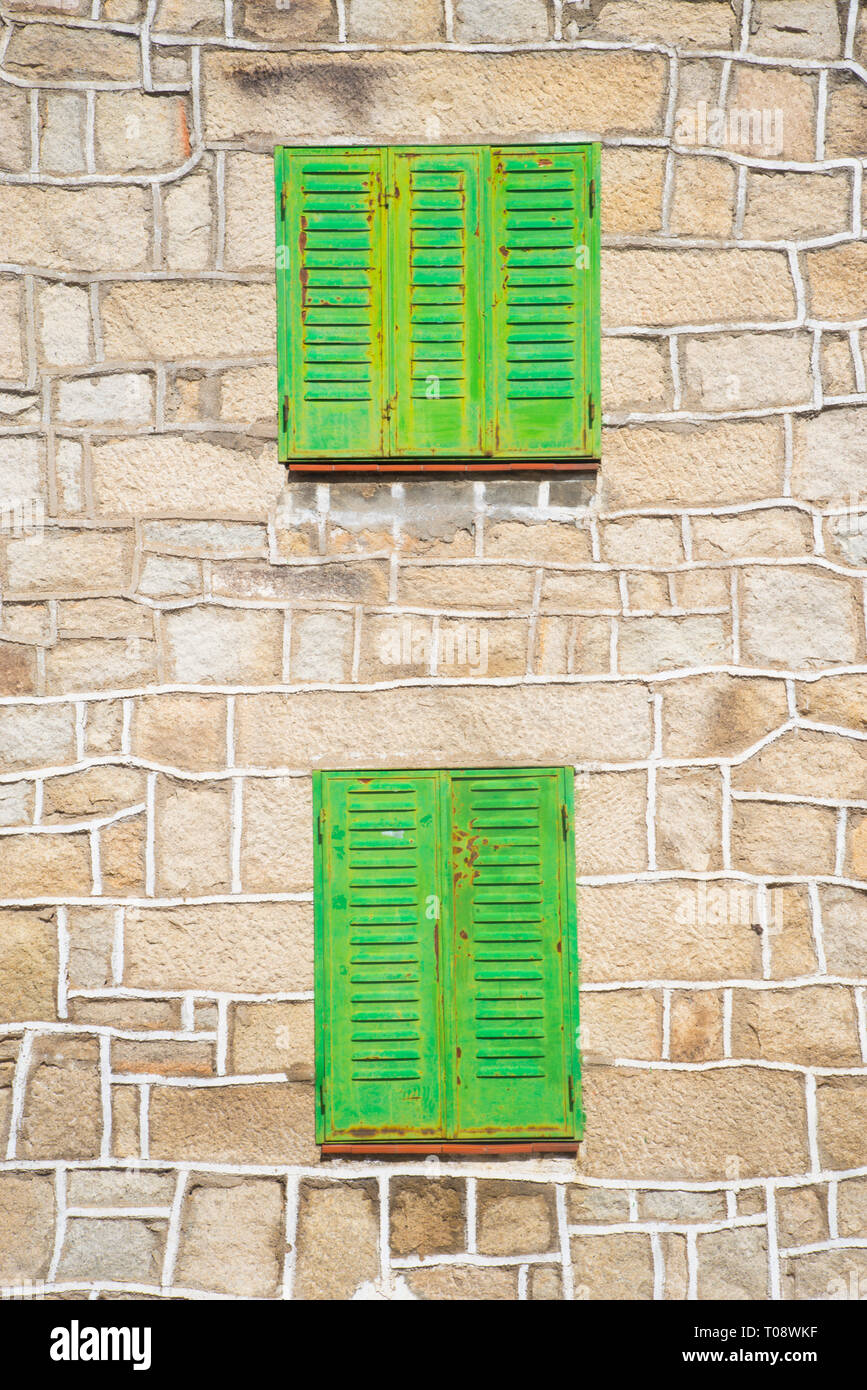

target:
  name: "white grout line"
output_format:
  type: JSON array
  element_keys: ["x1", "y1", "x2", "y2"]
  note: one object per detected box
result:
[
  {"x1": 766, "y1": 1182, "x2": 780, "y2": 1300},
  {"x1": 160, "y1": 1168, "x2": 187, "y2": 1292}
]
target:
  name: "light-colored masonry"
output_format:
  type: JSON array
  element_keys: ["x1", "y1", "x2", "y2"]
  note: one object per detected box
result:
[{"x1": 1, "y1": 0, "x2": 867, "y2": 1302}]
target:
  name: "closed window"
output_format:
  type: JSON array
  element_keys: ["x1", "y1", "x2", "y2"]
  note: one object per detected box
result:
[
  {"x1": 313, "y1": 767, "x2": 582, "y2": 1153},
  {"x1": 275, "y1": 144, "x2": 600, "y2": 471}
]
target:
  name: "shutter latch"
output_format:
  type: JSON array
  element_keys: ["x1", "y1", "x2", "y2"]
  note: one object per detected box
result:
[
  {"x1": 561, "y1": 804, "x2": 569, "y2": 842},
  {"x1": 282, "y1": 396, "x2": 289, "y2": 435},
  {"x1": 319, "y1": 1081, "x2": 325, "y2": 1115},
  {"x1": 589, "y1": 178, "x2": 596, "y2": 219},
  {"x1": 281, "y1": 184, "x2": 288, "y2": 218},
  {"x1": 568, "y1": 1075, "x2": 574, "y2": 1110},
  {"x1": 317, "y1": 808, "x2": 325, "y2": 843},
  {"x1": 588, "y1": 395, "x2": 595, "y2": 429}
]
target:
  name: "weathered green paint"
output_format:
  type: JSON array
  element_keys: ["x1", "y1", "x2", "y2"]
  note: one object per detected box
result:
[
  {"x1": 275, "y1": 144, "x2": 600, "y2": 467},
  {"x1": 313, "y1": 767, "x2": 581, "y2": 1145}
]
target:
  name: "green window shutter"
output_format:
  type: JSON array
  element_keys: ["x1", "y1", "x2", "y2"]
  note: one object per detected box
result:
[
  {"x1": 489, "y1": 145, "x2": 600, "y2": 459},
  {"x1": 314, "y1": 770, "x2": 446, "y2": 1142},
  {"x1": 389, "y1": 148, "x2": 486, "y2": 457},
  {"x1": 447, "y1": 768, "x2": 577, "y2": 1139},
  {"x1": 277, "y1": 148, "x2": 387, "y2": 460}
]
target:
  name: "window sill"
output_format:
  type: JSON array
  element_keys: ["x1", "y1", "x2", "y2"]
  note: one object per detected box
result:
[{"x1": 321, "y1": 1141, "x2": 580, "y2": 1157}]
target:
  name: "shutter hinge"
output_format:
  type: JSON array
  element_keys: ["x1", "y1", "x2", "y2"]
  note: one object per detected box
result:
[
  {"x1": 588, "y1": 395, "x2": 596, "y2": 429},
  {"x1": 561, "y1": 803, "x2": 569, "y2": 842},
  {"x1": 383, "y1": 397, "x2": 394, "y2": 421},
  {"x1": 317, "y1": 808, "x2": 325, "y2": 843},
  {"x1": 282, "y1": 396, "x2": 289, "y2": 435},
  {"x1": 281, "y1": 183, "x2": 288, "y2": 218},
  {"x1": 568, "y1": 1075, "x2": 574, "y2": 1110},
  {"x1": 589, "y1": 178, "x2": 596, "y2": 219}
]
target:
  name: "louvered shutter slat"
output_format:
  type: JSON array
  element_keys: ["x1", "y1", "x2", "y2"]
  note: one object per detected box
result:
[
  {"x1": 448, "y1": 768, "x2": 574, "y2": 1139},
  {"x1": 316, "y1": 771, "x2": 445, "y2": 1141},
  {"x1": 390, "y1": 149, "x2": 486, "y2": 455},
  {"x1": 279, "y1": 149, "x2": 386, "y2": 458}
]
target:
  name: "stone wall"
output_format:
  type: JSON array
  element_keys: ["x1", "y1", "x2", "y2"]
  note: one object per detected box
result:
[{"x1": 1, "y1": 0, "x2": 867, "y2": 1300}]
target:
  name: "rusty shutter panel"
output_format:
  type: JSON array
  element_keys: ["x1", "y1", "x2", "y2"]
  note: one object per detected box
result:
[
  {"x1": 314, "y1": 770, "x2": 447, "y2": 1142},
  {"x1": 276, "y1": 147, "x2": 387, "y2": 460},
  {"x1": 489, "y1": 145, "x2": 600, "y2": 460},
  {"x1": 389, "y1": 147, "x2": 487, "y2": 458},
  {"x1": 447, "y1": 767, "x2": 579, "y2": 1140}
]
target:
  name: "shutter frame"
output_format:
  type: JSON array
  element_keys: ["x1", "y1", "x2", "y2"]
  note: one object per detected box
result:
[{"x1": 276, "y1": 143, "x2": 600, "y2": 470}]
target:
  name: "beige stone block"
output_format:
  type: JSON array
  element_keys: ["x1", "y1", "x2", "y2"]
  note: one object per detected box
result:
[
  {"x1": 602, "y1": 420, "x2": 784, "y2": 509},
  {"x1": 57, "y1": 1216, "x2": 166, "y2": 1284},
  {"x1": 0, "y1": 187, "x2": 150, "y2": 273},
  {"x1": 669, "y1": 990, "x2": 723, "y2": 1062},
  {"x1": 211, "y1": 559, "x2": 388, "y2": 606},
  {"x1": 0, "y1": 280, "x2": 23, "y2": 379},
  {"x1": 580, "y1": 989, "x2": 661, "y2": 1062},
  {"x1": 782, "y1": 1247, "x2": 867, "y2": 1299},
  {"x1": 826, "y1": 75, "x2": 867, "y2": 159},
  {"x1": 776, "y1": 1183, "x2": 828, "y2": 1248},
  {"x1": 0, "y1": 435, "x2": 42, "y2": 500},
  {"x1": 0, "y1": 832, "x2": 92, "y2": 897},
  {"x1": 0, "y1": 702, "x2": 77, "y2": 771},
  {"x1": 389, "y1": 1178, "x2": 466, "y2": 1259},
  {"x1": 566, "y1": 1185, "x2": 631, "y2": 1224},
  {"x1": 0, "y1": 908, "x2": 57, "y2": 1024},
  {"x1": 600, "y1": 336, "x2": 669, "y2": 414},
  {"x1": 692, "y1": 508, "x2": 813, "y2": 559},
  {"x1": 234, "y1": 0, "x2": 338, "y2": 40},
  {"x1": 847, "y1": 812, "x2": 867, "y2": 877},
  {"x1": 600, "y1": 146, "x2": 666, "y2": 236},
  {"x1": 661, "y1": 673, "x2": 788, "y2": 758},
  {"x1": 602, "y1": 250, "x2": 796, "y2": 330},
  {"x1": 45, "y1": 638, "x2": 158, "y2": 695},
  {"x1": 143, "y1": 519, "x2": 268, "y2": 559},
  {"x1": 626, "y1": 572, "x2": 670, "y2": 612},
  {"x1": 0, "y1": 642, "x2": 36, "y2": 696},
  {"x1": 601, "y1": 517, "x2": 682, "y2": 567},
  {"x1": 111, "y1": 1084, "x2": 141, "y2": 1159},
  {"x1": 540, "y1": 570, "x2": 620, "y2": 611},
  {"x1": 836, "y1": 1177, "x2": 867, "y2": 1239},
  {"x1": 42, "y1": 767, "x2": 146, "y2": 822},
  {"x1": 734, "y1": 728, "x2": 867, "y2": 800},
  {"x1": 792, "y1": 408, "x2": 867, "y2": 501},
  {"x1": 57, "y1": 372, "x2": 152, "y2": 428},
  {"x1": 697, "y1": 1225, "x2": 768, "y2": 1299},
  {"x1": 1, "y1": 602, "x2": 51, "y2": 646},
  {"x1": 406, "y1": 1263, "x2": 518, "y2": 1299},
  {"x1": 71, "y1": 998, "x2": 181, "y2": 1031},
  {"x1": 580, "y1": 880, "x2": 761, "y2": 984},
  {"x1": 484, "y1": 520, "x2": 592, "y2": 565},
  {"x1": 101, "y1": 815, "x2": 147, "y2": 895},
  {"x1": 112, "y1": 1038, "x2": 213, "y2": 1078},
  {"x1": 821, "y1": 332, "x2": 857, "y2": 396},
  {"x1": 219, "y1": 365, "x2": 277, "y2": 423},
  {"x1": 669, "y1": 156, "x2": 736, "y2": 238},
  {"x1": 18, "y1": 1036, "x2": 102, "y2": 1160},
  {"x1": 224, "y1": 153, "x2": 275, "y2": 270},
  {"x1": 230, "y1": 1000, "x2": 314, "y2": 1080},
  {"x1": 294, "y1": 1182, "x2": 378, "y2": 1299},
  {"x1": 149, "y1": 1081, "x2": 317, "y2": 1164},
  {"x1": 682, "y1": 334, "x2": 813, "y2": 413},
  {"x1": 58, "y1": 599, "x2": 151, "y2": 642},
  {"x1": 819, "y1": 886, "x2": 867, "y2": 975},
  {"x1": 137, "y1": 553, "x2": 200, "y2": 599},
  {"x1": 656, "y1": 768, "x2": 723, "y2": 872},
  {"x1": 0, "y1": 1174, "x2": 55, "y2": 1285},
  {"x1": 724, "y1": 65, "x2": 816, "y2": 161},
  {"x1": 240, "y1": 776, "x2": 312, "y2": 894},
  {"x1": 476, "y1": 1181, "x2": 555, "y2": 1256},
  {"x1": 154, "y1": 778, "x2": 231, "y2": 895},
  {"x1": 767, "y1": 884, "x2": 818, "y2": 980},
  {"x1": 571, "y1": 1232, "x2": 654, "y2": 1300},
  {"x1": 163, "y1": 169, "x2": 213, "y2": 272},
  {"x1": 0, "y1": 782, "x2": 33, "y2": 827},
  {"x1": 203, "y1": 49, "x2": 668, "y2": 144},
  {"x1": 55, "y1": 439, "x2": 85, "y2": 514},
  {"x1": 66, "y1": 906, "x2": 117, "y2": 990},
  {"x1": 67, "y1": 1169, "x2": 176, "y2": 1208},
  {"x1": 590, "y1": 0, "x2": 736, "y2": 46},
  {"x1": 132, "y1": 693, "x2": 227, "y2": 772},
  {"x1": 39, "y1": 92, "x2": 86, "y2": 176},
  {"x1": 732, "y1": 801, "x2": 837, "y2": 875},
  {"x1": 619, "y1": 615, "x2": 729, "y2": 672},
  {"x1": 37, "y1": 287, "x2": 91, "y2": 372},
  {"x1": 0, "y1": 84, "x2": 29, "y2": 174},
  {"x1": 235, "y1": 684, "x2": 653, "y2": 767},
  {"x1": 289, "y1": 610, "x2": 353, "y2": 683},
  {"x1": 439, "y1": 618, "x2": 528, "y2": 678},
  {"x1": 4, "y1": 528, "x2": 132, "y2": 598},
  {"x1": 732, "y1": 985, "x2": 860, "y2": 1065},
  {"x1": 750, "y1": 0, "x2": 841, "y2": 57},
  {"x1": 124, "y1": 902, "x2": 313, "y2": 993},
  {"x1": 740, "y1": 566, "x2": 862, "y2": 668},
  {"x1": 161, "y1": 605, "x2": 283, "y2": 684},
  {"x1": 575, "y1": 770, "x2": 647, "y2": 876},
  {"x1": 816, "y1": 1077, "x2": 867, "y2": 1170},
  {"x1": 4, "y1": 23, "x2": 140, "y2": 81},
  {"x1": 175, "y1": 1178, "x2": 284, "y2": 1297},
  {"x1": 535, "y1": 615, "x2": 611, "y2": 675},
  {"x1": 96, "y1": 92, "x2": 190, "y2": 174},
  {"x1": 807, "y1": 243, "x2": 867, "y2": 321},
  {"x1": 101, "y1": 282, "x2": 274, "y2": 360},
  {"x1": 528, "y1": 1265, "x2": 563, "y2": 1300},
  {"x1": 453, "y1": 0, "x2": 548, "y2": 41},
  {"x1": 640, "y1": 1189, "x2": 727, "y2": 1223},
  {"x1": 154, "y1": 0, "x2": 224, "y2": 28},
  {"x1": 581, "y1": 1065, "x2": 808, "y2": 1179},
  {"x1": 398, "y1": 563, "x2": 534, "y2": 609},
  {"x1": 744, "y1": 169, "x2": 851, "y2": 241}
]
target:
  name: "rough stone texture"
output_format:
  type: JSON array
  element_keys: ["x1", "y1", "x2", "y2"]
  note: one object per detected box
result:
[
  {"x1": 1, "y1": 0, "x2": 866, "y2": 1304},
  {"x1": 174, "y1": 1178, "x2": 284, "y2": 1297}
]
